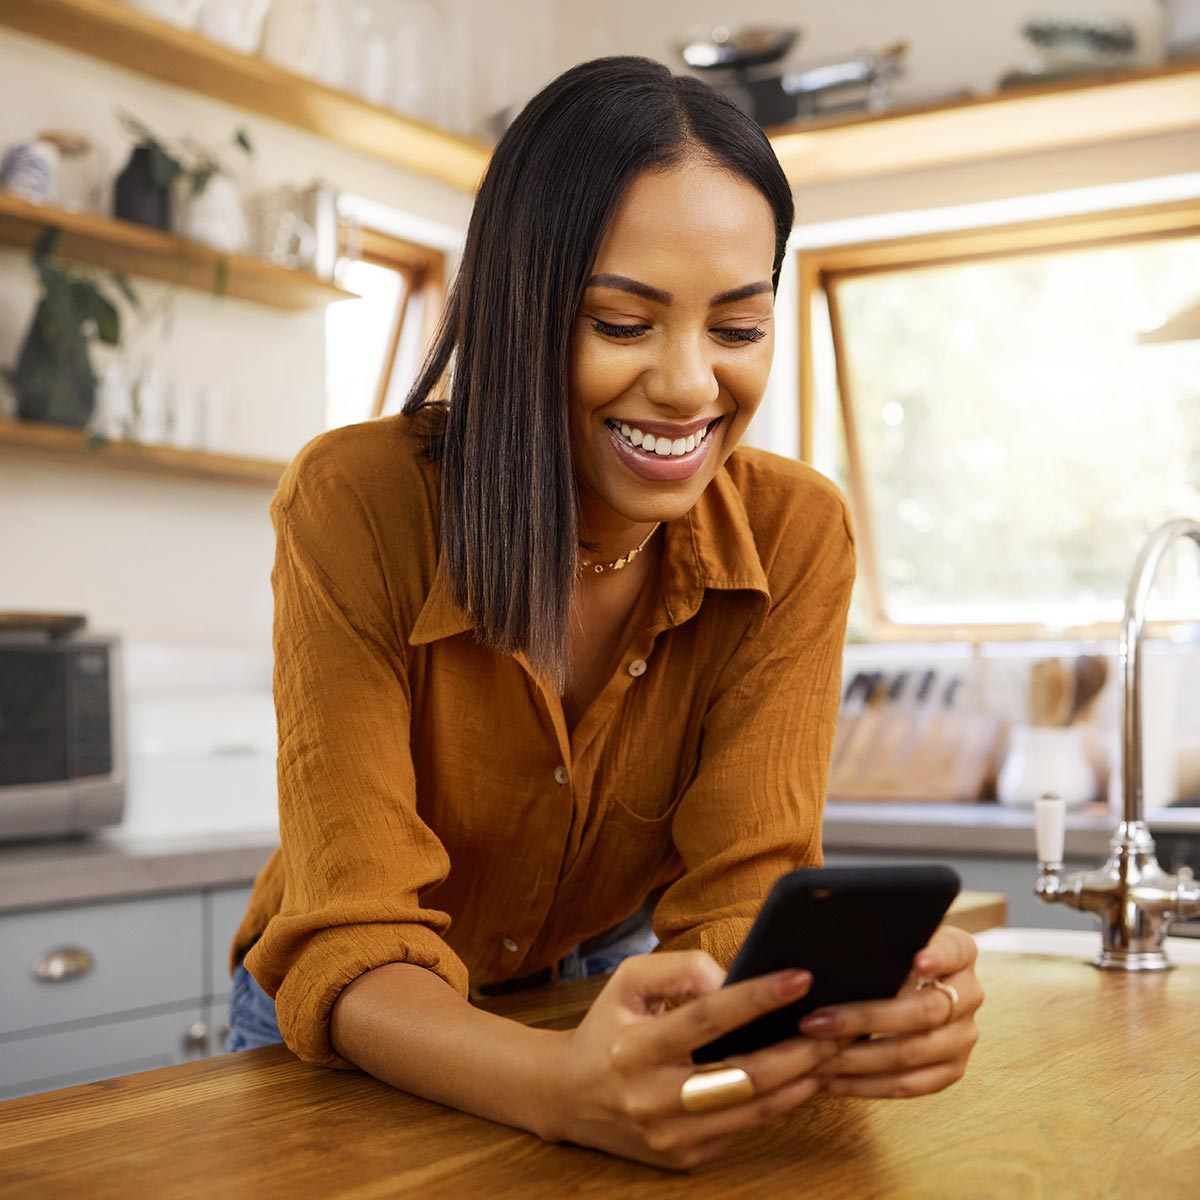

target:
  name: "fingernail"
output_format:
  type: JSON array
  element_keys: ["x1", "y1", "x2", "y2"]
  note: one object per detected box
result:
[
  {"x1": 916, "y1": 953, "x2": 937, "y2": 973},
  {"x1": 801, "y1": 1010, "x2": 839, "y2": 1034},
  {"x1": 775, "y1": 969, "x2": 812, "y2": 999}
]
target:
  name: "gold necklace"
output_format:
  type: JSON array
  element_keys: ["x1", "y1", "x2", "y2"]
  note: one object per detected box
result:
[{"x1": 580, "y1": 524, "x2": 660, "y2": 574}]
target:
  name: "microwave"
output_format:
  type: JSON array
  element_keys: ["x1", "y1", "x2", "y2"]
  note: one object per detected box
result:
[{"x1": 0, "y1": 630, "x2": 125, "y2": 841}]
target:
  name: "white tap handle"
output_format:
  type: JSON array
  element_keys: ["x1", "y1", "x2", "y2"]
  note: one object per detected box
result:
[{"x1": 1035, "y1": 794, "x2": 1066, "y2": 864}]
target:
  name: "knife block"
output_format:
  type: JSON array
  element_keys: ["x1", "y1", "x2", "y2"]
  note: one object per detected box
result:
[{"x1": 828, "y1": 706, "x2": 1007, "y2": 803}]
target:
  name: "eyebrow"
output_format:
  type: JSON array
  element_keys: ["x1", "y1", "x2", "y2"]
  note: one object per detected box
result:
[{"x1": 586, "y1": 274, "x2": 773, "y2": 307}]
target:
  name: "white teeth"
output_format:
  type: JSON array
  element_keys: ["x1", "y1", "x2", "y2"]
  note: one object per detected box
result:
[{"x1": 608, "y1": 421, "x2": 713, "y2": 457}]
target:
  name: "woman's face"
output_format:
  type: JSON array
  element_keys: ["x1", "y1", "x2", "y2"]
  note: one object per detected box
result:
[{"x1": 570, "y1": 159, "x2": 778, "y2": 533}]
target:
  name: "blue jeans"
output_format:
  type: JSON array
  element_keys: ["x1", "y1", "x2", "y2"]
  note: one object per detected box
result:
[{"x1": 225, "y1": 914, "x2": 658, "y2": 1053}]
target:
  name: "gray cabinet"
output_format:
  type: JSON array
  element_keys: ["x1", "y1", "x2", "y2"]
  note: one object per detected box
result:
[{"x1": 0, "y1": 882, "x2": 256, "y2": 1100}]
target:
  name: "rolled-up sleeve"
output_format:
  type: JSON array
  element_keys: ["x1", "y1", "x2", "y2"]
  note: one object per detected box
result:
[
  {"x1": 653, "y1": 497, "x2": 856, "y2": 970},
  {"x1": 244, "y1": 463, "x2": 468, "y2": 1070}
]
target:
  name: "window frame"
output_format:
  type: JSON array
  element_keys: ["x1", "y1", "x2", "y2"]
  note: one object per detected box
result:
[
  {"x1": 353, "y1": 227, "x2": 447, "y2": 419},
  {"x1": 795, "y1": 197, "x2": 1200, "y2": 641}
]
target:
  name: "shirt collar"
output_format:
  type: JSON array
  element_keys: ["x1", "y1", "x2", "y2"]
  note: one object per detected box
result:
[{"x1": 408, "y1": 458, "x2": 772, "y2": 648}]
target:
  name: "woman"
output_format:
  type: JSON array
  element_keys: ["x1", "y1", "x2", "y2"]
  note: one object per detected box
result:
[{"x1": 228, "y1": 55, "x2": 982, "y2": 1169}]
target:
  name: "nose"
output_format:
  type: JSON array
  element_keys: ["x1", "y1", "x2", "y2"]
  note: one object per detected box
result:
[{"x1": 643, "y1": 333, "x2": 720, "y2": 416}]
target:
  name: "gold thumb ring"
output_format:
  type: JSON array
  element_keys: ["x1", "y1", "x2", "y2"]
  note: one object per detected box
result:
[
  {"x1": 918, "y1": 977, "x2": 960, "y2": 1025},
  {"x1": 679, "y1": 1063, "x2": 755, "y2": 1114}
]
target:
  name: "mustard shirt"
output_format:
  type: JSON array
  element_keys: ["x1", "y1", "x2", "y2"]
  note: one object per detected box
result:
[{"x1": 231, "y1": 410, "x2": 855, "y2": 1068}]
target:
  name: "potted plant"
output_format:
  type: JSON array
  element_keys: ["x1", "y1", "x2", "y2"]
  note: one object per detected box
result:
[
  {"x1": 2, "y1": 228, "x2": 139, "y2": 428},
  {"x1": 114, "y1": 112, "x2": 254, "y2": 251}
]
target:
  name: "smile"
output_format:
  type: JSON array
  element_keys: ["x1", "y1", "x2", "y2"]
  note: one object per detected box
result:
[
  {"x1": 602, "y1": 417, "x2": 722, "y2": 482},
  {"x1": 603, "y1": 418, "x2": 719, "y2": 458}
]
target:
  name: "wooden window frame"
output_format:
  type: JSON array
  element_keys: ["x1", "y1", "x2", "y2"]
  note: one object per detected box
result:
[
  {"x1": 795, "y1": 197, "x2": 1200, "y2": 642},
  {"x1": 354, "y1": 227, "x2": 447, "y2": 419}
]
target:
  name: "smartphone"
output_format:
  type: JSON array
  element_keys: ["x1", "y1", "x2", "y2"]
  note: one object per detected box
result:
[{"x1": 692, "y1": 864, "x2": 961, "y2": 1063}]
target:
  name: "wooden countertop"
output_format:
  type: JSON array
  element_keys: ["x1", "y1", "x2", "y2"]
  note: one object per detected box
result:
[{"x1": 3, "y1": 946, "x2": 1195, "y2": 1197}]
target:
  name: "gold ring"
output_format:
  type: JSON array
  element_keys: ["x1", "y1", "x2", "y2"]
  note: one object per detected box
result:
[
  {"x1": 679, "y1": 1062, "x2": 755, "y2": 1114},
  {"x1": 917, "y1": 977, "x2": 959, "y2": 1025}
]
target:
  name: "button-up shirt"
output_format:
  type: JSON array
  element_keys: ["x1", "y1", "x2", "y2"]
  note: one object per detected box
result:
[{"x1": 233, "y1": 411, "x2": 855, "y2": 1068}]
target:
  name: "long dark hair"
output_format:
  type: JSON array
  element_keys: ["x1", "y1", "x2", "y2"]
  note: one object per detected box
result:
[{"x1": 403, "y1": 56, "x2": 794, "y2": 687}]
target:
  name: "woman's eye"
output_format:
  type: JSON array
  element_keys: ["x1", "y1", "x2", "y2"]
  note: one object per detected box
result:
[
  {"x1": 716, "y1": 326, "x2": 767, "y2": 344},
  {"x1": 590, "y1": 319, "x2": 648, "y2": 339}
]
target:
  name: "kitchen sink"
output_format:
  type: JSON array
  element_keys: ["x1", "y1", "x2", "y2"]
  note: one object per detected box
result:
[{"x1": 975, "y1": 926, "x2": 1200, "y2": 964}]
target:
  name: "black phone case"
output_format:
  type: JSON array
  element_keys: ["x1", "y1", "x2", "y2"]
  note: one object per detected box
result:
[{"x1": 693, "y1": 864, "x2": 961, "y2": 1063}]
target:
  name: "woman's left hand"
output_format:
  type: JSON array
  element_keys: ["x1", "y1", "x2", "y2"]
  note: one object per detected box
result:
[{"x1": 798, "y1": 924, "x2": 983, "y2": 1098}]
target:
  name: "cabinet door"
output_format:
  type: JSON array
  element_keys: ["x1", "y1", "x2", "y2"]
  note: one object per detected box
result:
[
  {"x1": 206, "y1": 884, "x2": 254, "y2": 997},
  {"x1": 0, "y1": 1003, "x2": 207, "y2": 1101},
  {"x1": 0, "y1": 893, "x2": 204, "y2": 1036},
  {"x1": 205, "y1": 997, "x2": 234, "y2": 1056}
]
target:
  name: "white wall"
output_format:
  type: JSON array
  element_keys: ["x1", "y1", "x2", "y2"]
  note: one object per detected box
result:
[
  {"x1": 2, "y1": 0, "x2": 1195, "y2": 648},
  {"x1": 0, "y1": 15, "x2": 505, "y2": 648}
]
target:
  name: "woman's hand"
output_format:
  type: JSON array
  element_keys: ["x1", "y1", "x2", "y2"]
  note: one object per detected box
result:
[
  {"x1": 799, "y1": 924, "x2": 983, "y2": 1098},
  {"x1": 541, "y1": 950, "x2": 841, "y2": 1171}
]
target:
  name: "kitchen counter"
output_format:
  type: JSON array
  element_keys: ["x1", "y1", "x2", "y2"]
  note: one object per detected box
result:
[
  {"x1": 6, "y1": 792, "x2": 1199, "y2": 915},
  {"x1": 1, "y1": 947, "x2": 1195, "y2": 1196},
  {"x1": 824, "y1": 799, "x2": 1200, "y2": 858},
  {"x1": 0, "y1": 828, "x2": 276, "y2": 914}
]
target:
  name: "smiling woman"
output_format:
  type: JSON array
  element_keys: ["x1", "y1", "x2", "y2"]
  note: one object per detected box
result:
[{"x1": 226, "y1": 55, "x2": 984, "y2": 1171}]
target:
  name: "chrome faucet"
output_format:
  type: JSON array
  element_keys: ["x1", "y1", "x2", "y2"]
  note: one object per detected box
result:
[{"x1": 1034, "y1": 518, "x2": 1200, "y2": 970}]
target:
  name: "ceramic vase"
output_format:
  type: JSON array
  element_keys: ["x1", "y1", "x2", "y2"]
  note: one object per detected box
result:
[
  {"x1": 13, "y1": 301, "x2": 96, "y2": 428},
  {"x1": 996, "y1": 725, "x2": 1098, "y2": 808},
  {"x1": 113, "y1": 145, "x2": 172, "y2": 230}
]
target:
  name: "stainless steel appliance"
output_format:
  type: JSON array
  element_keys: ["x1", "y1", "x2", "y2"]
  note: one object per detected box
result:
[{"x1": 0, "y1": 615, "x2": 124, "y2": 841}]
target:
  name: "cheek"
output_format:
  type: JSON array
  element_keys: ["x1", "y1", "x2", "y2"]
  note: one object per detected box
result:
[{"x1": 570, "y1": 337, "x2": 642, "y2": 416}]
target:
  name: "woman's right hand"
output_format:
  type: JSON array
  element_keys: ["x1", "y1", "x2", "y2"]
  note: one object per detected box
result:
[{"x1": 540, "y1": 950, "x2": 841, "y2": 1170}]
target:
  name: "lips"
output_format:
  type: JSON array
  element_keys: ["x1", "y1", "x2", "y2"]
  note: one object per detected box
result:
[{"x1": 604, "y1": 417, "x2": 721, "y2": 482}]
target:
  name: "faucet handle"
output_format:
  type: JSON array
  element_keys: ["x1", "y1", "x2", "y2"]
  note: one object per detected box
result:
[{"x1": 1035, "y1": 794, "x2": 1066, "y2": 865}]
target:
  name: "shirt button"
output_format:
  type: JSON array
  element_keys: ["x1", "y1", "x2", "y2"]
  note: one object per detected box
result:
[
  {"x1": 501, "y1": 937, "x2": 519, "y2": 953},
  {"x1": 554, "y1": 765, "x2": 569, "y2": 785},
  {"x1": 628, "y1": 658, "x2": 647, "y2": 677}
]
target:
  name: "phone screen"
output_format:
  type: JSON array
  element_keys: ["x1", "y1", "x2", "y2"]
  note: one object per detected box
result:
[{"x1": 693, "y1": 864, "x2": 960, "y2": 1063}]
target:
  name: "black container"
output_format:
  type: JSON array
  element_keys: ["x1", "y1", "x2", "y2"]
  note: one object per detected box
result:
[
  {"x1": 113, "y1": 144, "x2": 171, "y2": 230},
  {"x1": 13, "y1": 300, "x2": 96, "y2": 428}
]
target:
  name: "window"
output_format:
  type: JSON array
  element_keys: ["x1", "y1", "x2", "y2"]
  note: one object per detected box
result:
[
  {"x1": 325, "y1": 228, "x2": 446, "y2": 430},
  {"x1": 799, "y1": 199, "x2": 1200, "y2": 638}
]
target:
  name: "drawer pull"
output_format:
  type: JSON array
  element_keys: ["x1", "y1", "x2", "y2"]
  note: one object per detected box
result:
[
  {"x1": 32, "y1": 946, "x2": 94, "y2": 982},
  {"x1": 184, "y1": 1022, "x2": 208, "y2": 1050}
]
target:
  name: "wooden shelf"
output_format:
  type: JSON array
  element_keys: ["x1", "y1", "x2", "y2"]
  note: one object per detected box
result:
[
  {"x1": 0, "y1": 191, "x2": 352, "y2": 310},
  {"x1": 0, "y1": 417, "x2": 287, "y2": 485},
  {"x1": 0, "y1": 0, "x2": 490, "y2": 193},
  {"x1": 2, "y1": 2, "x2": 1195, "y2": 196},
  {"x1": 766, "y1": 60, "x2": 1200, "y2": 186}
]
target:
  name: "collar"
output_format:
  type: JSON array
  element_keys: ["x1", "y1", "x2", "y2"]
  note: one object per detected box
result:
[{"x1": 408, "y1": 458, "x2": 772, "y2": 648}]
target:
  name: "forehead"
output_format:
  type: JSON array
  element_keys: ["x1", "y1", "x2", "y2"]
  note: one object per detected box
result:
[{"x1": 591, "y1": 161, "x2": 777, "y2": 282}]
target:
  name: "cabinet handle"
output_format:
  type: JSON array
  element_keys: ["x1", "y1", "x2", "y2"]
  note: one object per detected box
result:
[
  {"x1": 31, "y1": 946, "x2": 94, "y2": 982},
  {"x1": 184, "y1": 1022, "x2": 208, "y2": 1051}
]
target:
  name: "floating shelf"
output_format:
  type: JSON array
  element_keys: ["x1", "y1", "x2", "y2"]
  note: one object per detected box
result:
[
  {"x1": 0, "y1": 0, "x2": 490, "y2": 193},
  {"x1": 0, "y1": 417, "x2": 286, "y2": 486},
  {"x1": 766, "y1": 60, "x2": 1200, "y2": 186},
  {"x1": 0, "y1": 191, "x2": 352, "y2": 310}
]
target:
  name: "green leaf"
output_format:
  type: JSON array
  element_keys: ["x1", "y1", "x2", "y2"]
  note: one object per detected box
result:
[
  {"x1": 213, "y1": 257, "x2": 229, "y2": 296},
  {"x1": 191, "y1": 162, "x2": 216, "y2": 197},
  {"x1": 33, "y1": 227, "x2": 63, "y2": 262},
  {"x1": 234, "y1": 127, "x2": 254, "y2": 156},
  {"x1": 93, "y1": 295, "x2": 120, "y2": 345}
]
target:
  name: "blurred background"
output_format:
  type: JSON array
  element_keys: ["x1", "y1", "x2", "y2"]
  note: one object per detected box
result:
[{"x1": 1, "y1": 0, "x2": 1200, "y2": 1097}]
